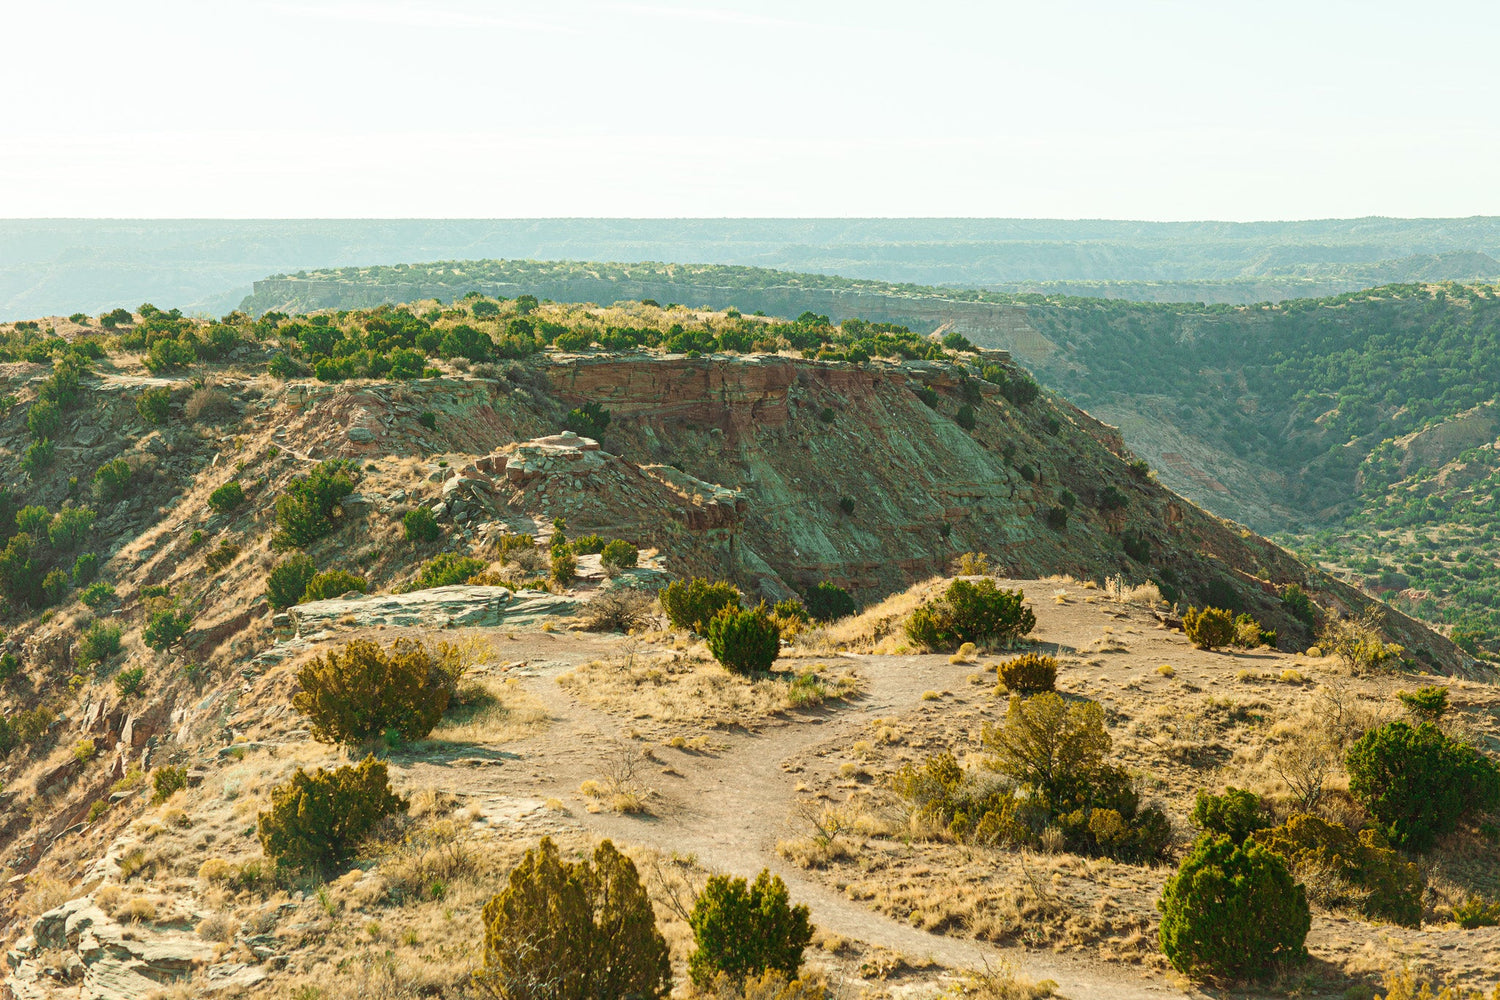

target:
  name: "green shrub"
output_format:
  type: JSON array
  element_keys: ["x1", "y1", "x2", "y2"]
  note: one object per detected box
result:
[
  {"x1": 21, "y1": 438, "x2": 55, "y2": 476},
  {"x1": 143, "y1": 608, "x2": 192, "y2": 651},
  {"x1": 496, "y1": 533, "x2": 536, "y2": 561},
  {"x1": 80, "y1": 581, "x2": 116, "y2": 610},
  {"x1": 551, "y1": 549, "x2": 576, "y2": 586},
  {"x1": 1190, "y1": 787, "x2": 1267, "y2": 845},
  {"x1": 803, "y1": 581, "x2": 855, "y2": 622},
  {"x1": 406, "y1": 553, "x2": 486, "y2": 590},
  {"x1": 904, "y1": 578, "x2": 1035, "y2": 651},
  {"x1": 257, "y1": 755, "x2": 407, "y2": 871},
  {"x1": 1281, "y1": 584, "x2": 1318, "y2": 628},
  {"x1": 1452, "y1": 896, "x2": 1500, "y2": 929},
  {"x1": 706, "y1": 605, "x2": 781, "y2": 675},
  {"x1": 478, "y1": 837, "x2": 669, "y2": 1000},
  {"x1": 200, "y1": 538, "x2": 238, "y2": 569},
  {"x1": 1251, "y1": 813, "x2": 1422, "y2": 927},
  {"x1": 1183, "y1": 606, "x2": 1235, "y2": 650},
  {"x1": 15, "y1": 505, "x2": 50, "y2": 537},
  {"x1": 143, "y1": 338, "x2": 195, "y2": 373},
  {"x1": 1158, "y1": 834, "x2": 1309, "y2": 981},
  {"x1": 660, "y1": 578, "x2": 741, "y2": 633},
  {"x1": 997, "y1": 652, "x2": 1057, "y2": 693},
  {"x1": 915, "y1": 386, "x2": 938, "y2": 408},
  {"x1": 78, "y1": 621, "x2": 123, "y2": 669},
  {"x1": 266, "y1": 553, "x2": 316, "y2": 610},
  {"x1": 1319, "y1": 610, "x2": 1398, "y2": 673},
  {"x1": 563, "y1": 401, "x2": 611, "y2": 439},
  {"x1": 891, "y1": 751, "x2": 1019, "y2": 845},
  {"x1": 151, "y1": 765, "x2": 188, "y2": 804},
  {"x1": 47, "y1": 504, "x2": 95, "y2": 551},
  {"x1": 91, "y1": 458, "x2": 133, "y2": 503},
  {"x1": 1346, "y1": 720, "x2": 1500, "y2": 851},
  {"x1": 292, "y1": 638, "x2": 449, "y2": 745},
  {"x1": 688, "y1": 869, "x2": 813, "y2": 990},
  {"x1": 1045, "y1": 505, "x2": 1068, "y2": 530},
  {"x1": 72, "y1": 552, "x2": 99, "y2": 584},
  {"x1": 272, "y1": 461, "x2": 355, "y2": 549},
  {"x1": 0, "y1": 652, "x2": 18, "y2": 684},
  {"x1": 402, "y1": 507, "x2": 441, "y2": 543},
  {"x1": 1397, "y1": 685, "x2": 1449, "y2": 722},
  {"x1": 27, "y1": 399, "x2": 61, "y2": 440},
  {"x1": 1233, "y1": 612, "x2": 1276, "y2": 648},
  {"x1": 418, "y1": 410, "x2": 437, "y2": 430},
  {"x1": 136, "y1": 387, "x2": 170, "y2": 424},
  {"x1": 41, "y1": 569, "x2": 70, "y2": 606},
  {"x1": 571, "y1": 533, "x2": 606, "y2": 554},
  {"x1": 114, "y1": 666, "x2": 146, "y2": 698},
  {"x1": 208, "y1": 482, "x2": 244, "y2": 514},
  {"x1": 955, "y1": 404, "x2": 977, "y2": 430},
  {"x1": 302, "y1": 570, "x2": 367, "y2": 602},
  {"x1": 600, "y1": 539, "x2": 638, "y2": 574}
]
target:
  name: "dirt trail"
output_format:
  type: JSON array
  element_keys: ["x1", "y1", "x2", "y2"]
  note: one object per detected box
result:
[{"x1": 403, "y1": 641, "x2": 1201, "y2": 1000}]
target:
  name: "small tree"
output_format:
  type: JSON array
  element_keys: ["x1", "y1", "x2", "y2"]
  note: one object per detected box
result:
[
  {"x1": 406, "y1": 553, "x2": 486, "y2": 590},
  {"x1": 982, "y1": 692, "x2": 1114, "y2": 814},
  {"x1": 688, "y1": 869, "x2": 813, "y2": 990},
  {"x1": 1319, "y1": 608, "x2": 1397, "y2": 673},
  {"x1": 600, "y1": 539, "x2": 638, "y2": 575},
  {"x1": 272, "y1": 461, "x2": 355, "y2": 549},
  {"x1": 1345, "y1": 720, "x2": 1500, "y2": 851},
  {"x1": 92, "y1": 458, "x2": 133, "y2": 503},
  {"x1": 1183, "y1": 606, "x2": 1235, "y2": 651},
  {"x1": 292, "y1": 638, "x2": 450, "y2": 745},
  {"x1": 136, "y1": 387, "x2": 170, "y2": 425},
  {"x1": 143, "y1": 608, "x2": 192, "y2": 651},
  {"x1": 403, "y1": 506, "x2": 442, "y2": 543},
  {"x1": 706, "y1": 605, "x2": 781, "y2": 675},
  {"x1": 266, "y1": 553, "x2": 316, "y2": 610},
  {"x1": 478, "y1": 837, "x2": 670, "y2": 1000},
  {"x1": 904, "y1": 578, "x2": 1035, "y2": 651},
  {"x1": 803, "y1": 581, "x2": 855, "y2": 623},
  {"x1": 208, "y1": 482, "x2": 244, "y2": 514},
  {"x1": 659, "y1": 578, "x2": 740, "y2": 633},
  {"x1": 257, "y1": 756, "x2": 407, "y2": 871},
  {"x1": 1190, "y1": 787, "x2": 1267, "y2": 845},
  {"x1": 302, "y1": 569, "x2": 367, "y2": 602},
  {"x1": 1157, "y1": 834, "x2": 1309, "y2": 981}
]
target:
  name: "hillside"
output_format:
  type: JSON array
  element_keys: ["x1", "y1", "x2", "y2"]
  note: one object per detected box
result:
[
  {"x1": 11, "y1": 217, "x2": 1500, "y2": 320},
  {"x1": 0, "y1": 296, "x2": 1492, "y2": 998},
  {"x1": 237, "y1": 264, "x2": 1500, "y2": 657}
]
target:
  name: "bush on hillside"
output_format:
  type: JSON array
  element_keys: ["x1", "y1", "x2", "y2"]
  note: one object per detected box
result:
[
  {"x1": 1189, "y1": 787, "x2": 1267, "y2": 845},
  {"x1": 1397, "y1": 685, "x2": 1449, "y2": 722},
  {"x1": 142, "y1": 608, "x2": 192, "y2": 651},
  {"x1": 136, "y1": 387, "x2": 170, "y2": 424},
  {"x1": 478, "y1": 837, "x2": 670, "y2": 1000},
  {"x1": 302, "y1": 569, "x2": 367, "y2": 602},
  {"x1": 47, "y1": 504, "x2": 95, "y2": 551},
  {"x1": 571, "y1": 533, "x2": 606, "y2": 554},
  {"x1": 1251, "y1": 813, "x2": 1423, "y2": 927},
  {"x1": 706, "y1": 605, "x2": 781, "y2": 675},
  {"x1": 996, "y1": 652, "x2": 1057, "y2": 693},
  {"x1": 551, "y1": 548, "x2": 576, "y2": 585},
  {"x1": 272, "y1": 460, "x2": 355, "y2": 550},
  {"x1": 1157, "y1": 834, "x2": 1310, "y2": 981},
  {"x1": 803, "y1": 581, "x2": 855, "y2": 622},
  {"x1": 660, "y1": 578, "x2": 741, "y2": 633},
  {"x1": 581, "y1": 587, "x2": 658, "y2": 633},
  {"x1": 904, "y1": 578, "x2": 1035, "y2": 651},
  {"x1": 72, "y1": 552, "x2": 98, "y2": 584},
  {"x1": 600, "y1": 539, "x2": 638, "y2": 575},
  {"x1": 688, "y1": 869, "x2": 813, "y2": 990},
  {"x1": 257, "y1": 756, "x2": 407, "y2": 871},
  {"x1": 204, "y1": 540, "x2": 240, "y2": 571},
  {"x1": 151, "y1": 765, "x2": 187, "y2": 804},
  {"x1": 1345, "y1": 720, "x2": 1500, "y2": 851},
  {"x1": 563, "y1": 401, "x2": 611, "y2": 439},
  {"x1": 77, "y1": 621, "x2": 123, "y2": 670},
  {"x1": 292, "y1": 638, "x2": 450, "y2": 745},
  {"x1": 406, "y1": 553, "x2": 486, "y2": 590},
  {"x1": 402, "y1": 506, "x2": 441, "y2": 543},
  {"x1": 1319, "y1": 609, "x2": 1399, "y2": 673},
  {"x1": 207, "y1": 482, "x2": 244, "y2": 514},
  {"x1": 91, "y1": 458, "x2": 133, "y2": 503},
  {"x1": 266, "y1": 553, "x2": 316, "y2": 610},
  {"x1": 1281, "y1": 584, "x2": 1318, "y2": 628},
  {"x1": 1183, "y1": 606, "x2": 1235, "y2": 650}
]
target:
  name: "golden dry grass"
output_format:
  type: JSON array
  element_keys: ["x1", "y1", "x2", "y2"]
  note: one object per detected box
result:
[{"x1": 424, "y1": 676, "x2": 549, "y2": 745}]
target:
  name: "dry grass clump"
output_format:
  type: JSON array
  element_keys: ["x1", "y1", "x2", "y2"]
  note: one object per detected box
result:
[
  {"x1": 1103, "y1": 575, "x2": 1161, "y2": 606},
  {"x1": 185, "y1": 386, "x2": 235, "y2": 423},
  {"x1": 195, "y1": 912, "x2": 239, "y2": 943},
  {"x1": 817, "y1": 576, "x2": 946, "y2": 653},
  {"x1": 579, "y1": 740, "x2": 653, "y2": 813},
  {"x1": 580, "y1": 587, "x2": 658, "y2": 632},
  {"x1": 17, "y1": 875, "x2": 73, "y2": 917},
  {"x1": 424, "y1": 676, "x2": 548, "y2": 745},
  {"x1": 374, "y1": 818, "x2": 481, "y2": 904},
  {"x1": 558, "y1": 652, "x2": 859, "y2": 732},
  {"x1": 950, "y1": 962, "x2": 1059, "y2": 999}
]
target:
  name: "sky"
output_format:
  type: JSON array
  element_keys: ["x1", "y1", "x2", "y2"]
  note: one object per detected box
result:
[{"x1": 4, "y1": 0, "x2": 1499, "y2": 219}]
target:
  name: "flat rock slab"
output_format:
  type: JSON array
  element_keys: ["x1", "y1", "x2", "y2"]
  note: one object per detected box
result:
[{"x1": 288, "y1": 585, "x2": 581, "y2": 633}]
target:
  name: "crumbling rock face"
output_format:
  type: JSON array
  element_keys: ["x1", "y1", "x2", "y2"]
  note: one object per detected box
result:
[{"x1": 282, "y1": 584, "x2": 580, "y2": 637}]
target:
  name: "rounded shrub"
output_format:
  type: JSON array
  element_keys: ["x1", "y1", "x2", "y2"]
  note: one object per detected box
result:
[
  {"x1": 207, "y1": 481, "x2": 244, "y2": 514},
  {"x1": 997, "y1": 652, "x2": 1057, "y2": 693},
  {"x1": 257, "y1": 755, "x2": 407, "y2": 871},
  {"x1": 1157, "y1": 834, "x2": 1310, "y2": 981},
  {"x1": 904, "y1": 578, "x2": 1036, "y2": 651},
  {"x1": 479, "y1": 837, "x2": 669, "y2": 1000},
  {"x1": 405, "y1": 553, "x2": 486, "y2": 590},
  {"x1": 706, "y1": 605, "x2": 781, "y2": 675},
  {"x1": 659, "y1": 577, "x2": 741, "y2": 633},
  {"x1": 1183, "y1": 606, "x2": 1235, "y2": 650},
  {"x1": 1252, "y1": 813, "x2": 1423, "y2": 927},
  {"x1": 803, "y1": 581, "x2": 856, "y2": 623},
  {"x1": 688, "y1": 869, "x2": 813, "y2": 990},
  {"x1": 1189, "y1": 787, "x2": 1267, "y2": 844},
  {"x1": 301, "y1": 569, "x2": 368, "y2": 603},
  {"x1": 266, "y1": 553, "x2": 316, "y2": 610},
  {"x1": 1345, "y1": 720, "x2": 1500, "y2": 851},
  {"x1": 292, "y1": 638, "x2": 450, "y2": 745},
  {"x1": 600, "y1": 538, "x2": 638, "y2": 574},
  {"x1": 402, "y1": 506, "x2": 442, "y2": 543}
]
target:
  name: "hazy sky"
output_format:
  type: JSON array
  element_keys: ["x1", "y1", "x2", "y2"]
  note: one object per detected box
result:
[{"x1": 5, "y1": 0, "x2": 1499, "y2": 219}]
